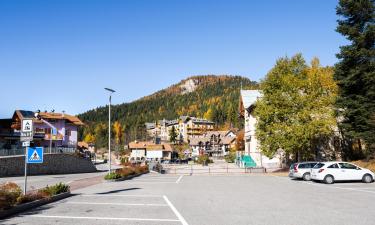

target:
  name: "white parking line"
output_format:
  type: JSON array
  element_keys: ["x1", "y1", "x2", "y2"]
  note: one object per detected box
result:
[
  {"x1": 302, "y1": 181, "x2": 375, "y2": 195},
  {"x1": 163, "y1": 195, "x2": 189, "y2": 225},
  {"x1": 66, "y1": 202, "x2": 168, "y2": 207},
  {"x1": 29, "y1": 215, "x2": 180, "y2": 222},
  {"x1": 176, "y1": 175, "x2": 184, "y2": 184},
  {"x1": 80, "y1": 194, "x2": 163, "y2": 198}
]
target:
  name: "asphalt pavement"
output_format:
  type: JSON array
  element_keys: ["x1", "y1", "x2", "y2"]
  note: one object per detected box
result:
[{"x1": 1, "y1": 173, "x2": 375, "y2": 225}]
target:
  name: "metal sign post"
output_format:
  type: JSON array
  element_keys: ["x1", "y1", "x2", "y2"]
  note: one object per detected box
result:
[
  {"x1": 22, "y1": 119, "x2": 33, "y2": 195},
  {"x1": 24, "y1": 148, "x2": 27, "y2": 195}
]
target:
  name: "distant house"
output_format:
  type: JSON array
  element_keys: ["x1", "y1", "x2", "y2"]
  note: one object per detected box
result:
[
  {"x1": 240, "y1": 90, "x2": 282, "y2": 169},
  {"x1": 128, "y1": 141, "x2": 173, "y2": 162},
  {"x1": 0, "y1": 110, "x2": 84, "y2": 151},
  {"x1": 189, "y1": 130, "x2": 236, "y2": 157}
]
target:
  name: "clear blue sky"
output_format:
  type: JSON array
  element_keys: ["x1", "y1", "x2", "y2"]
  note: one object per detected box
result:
[{"x1": 0, "y1": 0, "x2": 346, "y2": 118}]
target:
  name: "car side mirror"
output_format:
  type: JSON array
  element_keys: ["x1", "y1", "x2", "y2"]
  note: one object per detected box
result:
[{"x1": 356, "y1": 167, "x2": 361, "y2": 170}]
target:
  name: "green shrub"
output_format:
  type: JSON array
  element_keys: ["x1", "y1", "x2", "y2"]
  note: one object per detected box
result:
[
  {"x1": 40, "y1": 183, "x2": 70, "y2": 196},
  {"x1": 224, "y1": 152, "x2": 236, "y2": 163},
  {"x1": 197, "y1": 155, "x2": 212, "y2": 165},
  {"x1": 104, "y1": 172, "x2": 122, "y2": 180}
]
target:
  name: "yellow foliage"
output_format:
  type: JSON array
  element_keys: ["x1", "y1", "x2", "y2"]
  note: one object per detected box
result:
[{"x1": 84, "y1": 133, "x2": 95, "y2": 143}]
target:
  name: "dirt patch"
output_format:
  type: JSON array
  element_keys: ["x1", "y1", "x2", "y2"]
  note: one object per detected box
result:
[{"x1": 352, "y1": 160, "x2": 375, "y2": 172}]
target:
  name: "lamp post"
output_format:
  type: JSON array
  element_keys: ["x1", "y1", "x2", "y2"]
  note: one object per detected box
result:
[{"x1": 105, "y1": 88, "x2": 115, "y2": 174}]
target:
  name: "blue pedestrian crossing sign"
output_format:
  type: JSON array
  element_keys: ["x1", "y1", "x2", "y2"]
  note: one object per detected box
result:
[{"x1": 27, "y1": 147, "x2": 43, "y2": 164}]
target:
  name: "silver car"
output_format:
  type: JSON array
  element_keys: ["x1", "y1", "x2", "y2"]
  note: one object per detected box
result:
[{"x1": 289, "y1": 162, "x2": 318, "y2": 181}]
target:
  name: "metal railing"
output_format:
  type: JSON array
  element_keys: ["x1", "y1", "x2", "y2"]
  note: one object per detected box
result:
[
  {"x1": 160, "y1": 165, "x2": 266, "y2": 175},
  {"x1": 0, "y1": 147, "x2": 77, "y2": 157}
]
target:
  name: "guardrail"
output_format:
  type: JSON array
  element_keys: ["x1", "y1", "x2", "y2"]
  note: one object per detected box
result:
[{"x1": 0, "y1": 147, "x2": 77, "y2": 157}]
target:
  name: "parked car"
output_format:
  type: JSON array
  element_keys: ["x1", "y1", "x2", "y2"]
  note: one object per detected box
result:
[
  {"x1": 289, "y1": 162, "x2": 318, "y2": 181},
  {"x1": 311, "y1": 162, "x2": 375, "y2": 184}
]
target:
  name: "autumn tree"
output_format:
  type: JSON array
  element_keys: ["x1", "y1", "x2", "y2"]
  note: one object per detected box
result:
[
  {"x1": 334, "y1": 0, "x2": 375, "y2": 158},
  {"x1": 83, "y1": 133, "x2": 95, "y2": 143},
  {"x1": 255, "y1": 54, "x2": 338, "y2": 161},
  {"x1": 113, "y1": 121, "x2": 123, "y2": 145}
]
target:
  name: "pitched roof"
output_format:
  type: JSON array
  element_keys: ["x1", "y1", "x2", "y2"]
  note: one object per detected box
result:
[
  {"x1": 12, "y1": 110, "x2": 84, "y2": 126},
  {"x1": 38, "y1": 112, "x2": 84, "y2": 126},
  {"x1": 189, "y1": 137, "x2": 210, "y2": 146},
  {"x1": 205, "y1": 131, "x2": 231, "y2": 137},
  {"x1": 221, "y1": 136, "x2": 236, "y2": 145},
  {"x1": 240, "y1": 90, "x2": 262, "y2": 109}
]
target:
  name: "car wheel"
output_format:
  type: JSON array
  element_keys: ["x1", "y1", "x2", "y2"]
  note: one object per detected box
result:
[
  {"x1": 362, "y1": 174, "x2": 373, "y2": 183},
  {"x1": 302, "y1": 173, "x2": 311, "y2": 181},
  {"x1": 324, "y1": 175, "x2": 334, "y2": 184}
]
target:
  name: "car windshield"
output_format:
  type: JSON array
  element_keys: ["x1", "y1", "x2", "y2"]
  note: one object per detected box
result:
[{"x1": 313, "y1": 163, "x2": 325, "y2": 169}]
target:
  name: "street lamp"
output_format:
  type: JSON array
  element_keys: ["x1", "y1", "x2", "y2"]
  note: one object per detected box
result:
[{"x1": 104, "y1": 88, "x2": 115, "y2": 174}]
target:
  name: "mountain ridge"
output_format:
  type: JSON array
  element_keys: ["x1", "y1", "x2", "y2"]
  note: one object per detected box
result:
[{"x1": 78, "y1": 75, "x2": 258, "y2": 147}]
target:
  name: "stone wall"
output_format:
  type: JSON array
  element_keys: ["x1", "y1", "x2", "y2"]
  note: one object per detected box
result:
[{"x1": 0, "y1": 153, "x2": 97, "y2": 177}]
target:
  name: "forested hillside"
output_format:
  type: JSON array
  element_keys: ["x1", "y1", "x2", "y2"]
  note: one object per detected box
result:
[{"x1": 78, "y1": 75, "x2": 258, "y2": 148}]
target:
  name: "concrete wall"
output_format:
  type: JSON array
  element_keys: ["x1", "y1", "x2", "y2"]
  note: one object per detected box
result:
[{"x1": 0, "y1": 153, "x2": 97, "y2": 177}]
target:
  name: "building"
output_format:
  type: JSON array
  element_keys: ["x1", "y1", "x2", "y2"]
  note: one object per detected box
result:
[
  {"x1": 146, "y1": 116, "x2": 215, "y2": 143},
  {"x1": 179, "y1": 116, "x2": 215, "y2": 142},
  {"x1": 189, "y1": 130, "x2": 237, "y2": 157},
  {"x1": 0, "y1": 110, "x2": 84, "y2": 153},
  {"x1": 128, "y1": 141, "x2": 173, "y2": 162},
  {"x1": 239, "y1": 90, "x2": 282, "y2": 169}
]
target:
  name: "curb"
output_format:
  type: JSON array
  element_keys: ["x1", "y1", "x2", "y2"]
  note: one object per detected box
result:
[
  {"x1": 0, "y1": 192, "x2": 71, "y2": 220},
  {"x1": 105, "y1": 171, "x2": 149, "y2": 182}
]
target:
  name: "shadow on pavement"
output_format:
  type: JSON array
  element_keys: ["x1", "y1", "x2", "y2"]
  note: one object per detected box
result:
[{"x1": 95, "y1": 187, "x2": 141, "y2": 195}]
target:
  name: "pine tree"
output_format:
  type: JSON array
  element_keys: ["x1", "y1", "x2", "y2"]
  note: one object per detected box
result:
[
  {"x1": 334, "y1": 0, "x2": 375, "y2": 158},
  {"x1": 169, "y1": 126, "x2": 178, "y2": 144}
]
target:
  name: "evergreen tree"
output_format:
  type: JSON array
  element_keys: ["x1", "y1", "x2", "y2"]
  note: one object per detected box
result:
[
  {"x1": 334, "y1": 0, "x2": 375, "y2": 158},
  {"x1": 169, "y1": 126, "x2": 178, "y2": 144}
]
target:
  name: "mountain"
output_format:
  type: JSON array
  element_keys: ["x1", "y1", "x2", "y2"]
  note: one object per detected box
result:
[{"x1": 78, "y1": 75, "x2": 258, "y2": 147}]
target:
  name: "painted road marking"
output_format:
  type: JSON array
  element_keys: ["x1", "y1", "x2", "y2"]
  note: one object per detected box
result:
[
  {"x1": 163, "y1": 195, "x2": 189, "y2": 225},
  {"x1": 29, "y1": 215, "x2": 180, "y2": 222},
  {"x1": 301, "y1": 181, "x2": 375, "y2": 195},
  {"x1": 66, "y1": 202, "x2": 168, "y2": 207},
  {"x1": 80, "y1": 194, "x2": 163, "y2": 198},
  {"x1": 176, "y1": 175, "x2": 183, "y2": 184}
]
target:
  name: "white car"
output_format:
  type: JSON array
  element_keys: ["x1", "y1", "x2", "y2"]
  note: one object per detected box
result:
[
  {"x1": 289, "y1": 162, "x2": 318, "y2": 181},
  {"x1": 311, "y1": 161, "x2": 375, "y2": 184}
]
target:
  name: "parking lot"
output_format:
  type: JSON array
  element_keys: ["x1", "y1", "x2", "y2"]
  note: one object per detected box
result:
[{"x1": 2, "y1": 173, "x2": 375, "y2": 225}]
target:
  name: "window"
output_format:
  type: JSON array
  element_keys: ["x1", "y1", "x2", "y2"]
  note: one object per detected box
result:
[
  {"x1": 328, "y1": 164, "x2": 339, "y2": 169},
  {"x1": 313, "y1": 163, "x2": 325, "y2": 169},
  {"x1": 298, "y1": 164, "x2": 306, "y2": 169},
  {"x1": 339, "y1": 163, "x2": 357, "y2": 169},
  {"x1": 309, "y1": 163, "x2": 317, "y2": 168},
  {"x1": 45, "y1": 128, "x2": 51, "y2": 134},
  {"x1": 66, "y1": 129, "x2": 71, "y2": 136}
]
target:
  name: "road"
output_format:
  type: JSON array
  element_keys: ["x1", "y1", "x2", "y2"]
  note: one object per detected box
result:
[
  {"x1": 2, "y1": 173, "x2": 375, "y2": 225},
  {"x1": 0, "y1": 163, "x2": 121, "y2": 192}
]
